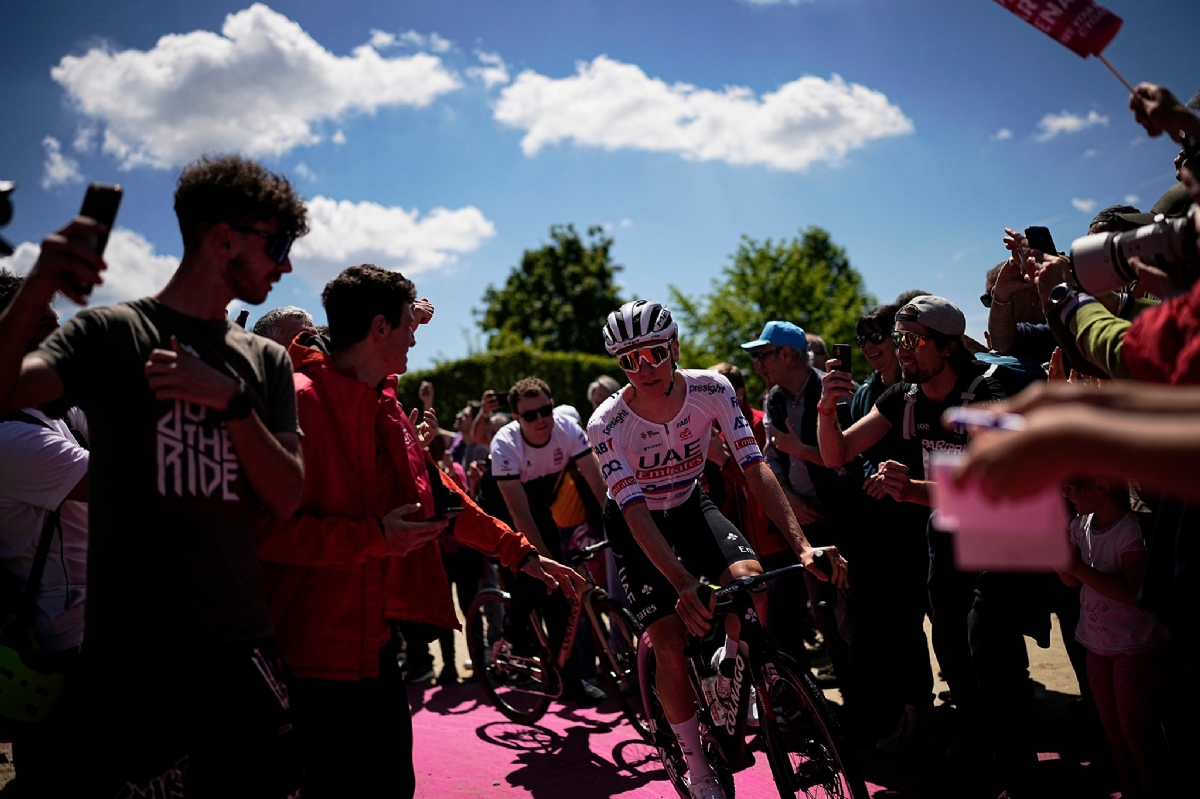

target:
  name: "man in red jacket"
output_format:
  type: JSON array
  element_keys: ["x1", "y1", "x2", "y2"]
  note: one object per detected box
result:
[{"x1": 258, "y1": 264, "x2": 580, "y2": 798}]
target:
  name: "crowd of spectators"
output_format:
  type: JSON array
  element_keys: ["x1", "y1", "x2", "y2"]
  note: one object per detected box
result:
[{"x1": 0, "y1": 79, "x2": 1197, "y2": 799}]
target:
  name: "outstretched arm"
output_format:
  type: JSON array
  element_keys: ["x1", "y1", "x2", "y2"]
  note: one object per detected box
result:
[{"x1": 742, "y1": 459, "x2": 848, "y2": 589}]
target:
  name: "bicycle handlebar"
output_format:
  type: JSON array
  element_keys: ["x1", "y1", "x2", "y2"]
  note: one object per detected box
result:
[
  {"x1": 566, "y1": 538, "x2": 612, "y2": 567},
  {"x1": 710, "y1": 548, "x2": 835, "y2": 609}
]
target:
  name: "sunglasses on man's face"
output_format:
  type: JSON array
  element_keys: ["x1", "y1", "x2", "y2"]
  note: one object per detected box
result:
[
  {"x1": 891, "y1": 330, "x2": 933, "y2": 351},
  {"x1": 979, "y1": 292, "x2": 993, "y2": 309},
  {"x1": 517, "y1": 404, "x2": 554, "y2": 423},
  {"x1": 749, "y1": 347, "x2": 780, "y2": 362},
  {"x1": 855, "y1": 330, "x2": 888, "y2": 347},
  {"x1": 230, "y1": 224, "x2": 295, "y2": 265},
  {"x1": 617, "y1": 344, "x2": 672, "y2": 373}
]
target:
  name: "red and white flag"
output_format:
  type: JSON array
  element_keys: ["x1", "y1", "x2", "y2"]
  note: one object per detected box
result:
[{"x1": 993, "y1": 0, "x2": 1123, "y2": 58}]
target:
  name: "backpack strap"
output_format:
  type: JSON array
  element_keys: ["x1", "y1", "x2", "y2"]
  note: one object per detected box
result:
[
  {"x1": 959, "y1": 364, "x2": 998, "y2": 405},
  {"x1": 0, "y1": 411, "x2": 52, "y2": 430},
  {"x1": 902, "y1": 384, "x2": 920, "y2": 440}
]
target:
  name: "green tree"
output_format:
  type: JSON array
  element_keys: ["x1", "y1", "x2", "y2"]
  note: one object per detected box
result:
[
  {"x1": 669, "y1": 227, "x2": 876, "y2": 398},
  {"x1": 477, "y1": 224, "x2": 623, "y2": 355}
]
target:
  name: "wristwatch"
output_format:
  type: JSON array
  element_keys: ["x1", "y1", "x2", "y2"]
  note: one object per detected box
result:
[
  {"x1": 1048, "y1": 283, "x2": 1096, "y2": 326},
  {"x1": 218, "y1": 378, "x2": 253, "y2": 421},
  {"x1": 1047, "y1": 283, "x2": 1076, "y2": 307}
]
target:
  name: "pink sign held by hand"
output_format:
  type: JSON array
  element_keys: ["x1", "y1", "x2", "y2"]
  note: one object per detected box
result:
[{"x1": 993, "y1": 0, "x2": 1123, "y2": 58}]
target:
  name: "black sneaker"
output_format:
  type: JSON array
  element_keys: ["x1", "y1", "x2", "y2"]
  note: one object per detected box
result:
[{"x1": 568, "y1": 679, "x2": 608, "y2": 706}]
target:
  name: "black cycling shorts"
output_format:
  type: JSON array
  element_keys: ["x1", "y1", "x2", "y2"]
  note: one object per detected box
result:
[{"x1": 603, "y1": 486, "x2": 758, "y2": 628}]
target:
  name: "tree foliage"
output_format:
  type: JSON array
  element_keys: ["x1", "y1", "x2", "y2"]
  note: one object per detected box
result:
[
  {"x1": 396, "y1": 345, "x2": 625, "y2": 427},
  {"x1": 669, "y1": 227, "x2": 876, "y2": 398},
  {"x1": 477, "y1": 224, "x2": 623, "y2": 355}
]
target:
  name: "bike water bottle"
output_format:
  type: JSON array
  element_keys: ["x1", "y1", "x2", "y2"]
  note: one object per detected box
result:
[{"x1": 701, "y1": 674, "x2": 725, "y2": 727}]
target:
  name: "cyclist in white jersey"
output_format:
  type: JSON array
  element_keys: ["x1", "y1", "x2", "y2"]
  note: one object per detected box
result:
[{"x1": 587, "y1": 300, "x2": 848, "y2": 799}]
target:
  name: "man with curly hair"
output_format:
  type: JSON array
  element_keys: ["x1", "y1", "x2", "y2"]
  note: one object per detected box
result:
[{"x1": 0, "y1": 154, "x2": 309, "y2": 797}]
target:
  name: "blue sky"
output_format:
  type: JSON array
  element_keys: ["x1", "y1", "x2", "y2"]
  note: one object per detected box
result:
[{"x1": 3, "y1": 0, "x2": 1197, "y2": 370}]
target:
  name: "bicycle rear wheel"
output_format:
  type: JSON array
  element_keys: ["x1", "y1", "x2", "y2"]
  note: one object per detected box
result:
[
  {"x1": 463, "y1": 587, "x2": 554, "y2": 725},
  {"x1": 590, "y1": 598, "x2": 652, "y2": 742},
  {"x1": 638, "y1": 634, "x2": 736, "y2": 799},
  {"x1": 756, "y1": 660, "x2": 868, "y2": 799}
]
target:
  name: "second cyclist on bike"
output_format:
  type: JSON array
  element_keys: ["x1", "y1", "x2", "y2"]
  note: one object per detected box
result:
[{"x1": 587, "y1": 300, "x2": 849, "y2": 799}]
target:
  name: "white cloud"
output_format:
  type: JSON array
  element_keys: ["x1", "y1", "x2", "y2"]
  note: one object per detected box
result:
[
  {"x1": 1, "y1": 228, "x2": 179, "y2": 309},
  {"x1": 41, "y1": 137, "x2": 83, "y2": 190},
  {"x1": 331, "y1": 130, "x2": 346, "y2": 145},
  {"x1": 398, "y1": 30, "x2": 452, "y2": 53},
  {"x1": 50, "y1": 4, "x2": 462, "y2": 168},
  {"x1": 368, "y1": 29, "x2": 396, "y2": 49},
  {"x1": 1034, "y1": 110, "x2": 1108, "y2": 143},
  {"x1": 467, "y1": 52, "x2": 510, "y2": 89},
  {"x1": 73, "y1": 125, "x2": 97, "y2": 152},
  {"x1": 620, "y1": 218, "x2": 632, "y2": 228},
  {"x1": 293, "y1": 162, "x2": 316, "y2": 182},
  {"x1": 1083, "y1": 148, "x2": 1099, "y2": 158},
  {"x1": 1125, "y1": 194, "x2": 1139, "y2": 205},
  {"x1": 1071, "y1": 198, "x2": 1097, "y2": 213},
  {"x1": 291, "y1": 196, "x2": 496, "y2": 285},
  {"x1": 991, "y1": 128, "x2": 1013, "y2": 141},
  {"x1": 493, "y1": 56, "x2": 913, "y2": 172}
]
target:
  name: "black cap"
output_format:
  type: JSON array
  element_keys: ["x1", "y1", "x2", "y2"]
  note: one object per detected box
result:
[{"x1": 1115, "y1": 183, "x2": 1192, "y2": 226}]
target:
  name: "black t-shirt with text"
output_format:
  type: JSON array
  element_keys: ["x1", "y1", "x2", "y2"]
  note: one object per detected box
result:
[
  {"x1": 874, "y1": 363, "x2": 1006, "y2": 481},
  {"x1": 37, "y1": 298, "x2": 298, "y2": 651}
]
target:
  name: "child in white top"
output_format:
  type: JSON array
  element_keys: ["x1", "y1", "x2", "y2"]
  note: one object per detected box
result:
[{"x1": 1058, "y1": 477, "x2": 1170, "y2": 799}]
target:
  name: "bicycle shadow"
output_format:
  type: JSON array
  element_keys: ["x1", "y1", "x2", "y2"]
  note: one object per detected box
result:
[{"x1": 476, "y1": 715, "x2": 661, "y2": 799}]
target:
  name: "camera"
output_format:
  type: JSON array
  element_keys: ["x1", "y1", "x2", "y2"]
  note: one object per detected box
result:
[
  {"x1": 1070, "y1": 205, "x2": 1199, "y2": 295},
  {"x1": 0, "y1": 181, "x2": 15, "y2": 257}
]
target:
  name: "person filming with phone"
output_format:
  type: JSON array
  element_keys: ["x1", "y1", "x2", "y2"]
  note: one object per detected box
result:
[
  {"x1": 0, "y1": 155, "x2": 309, "y2": 797},
  {"x1": 257, "y1": 265, "x2": 580, "y2": 797}
]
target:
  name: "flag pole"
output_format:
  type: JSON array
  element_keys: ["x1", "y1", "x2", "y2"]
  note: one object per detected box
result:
[{"x1": 1096, "y1": 53, "x2": 1135, "y2": 94}]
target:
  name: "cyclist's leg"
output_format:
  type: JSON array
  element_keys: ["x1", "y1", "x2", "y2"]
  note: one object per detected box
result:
[
  {"x1": 603, "y1": 496, "x2": 710, "y2": 752},
  {"x1": 680, "y1": 488, "x2": 766, "y2": 641}
]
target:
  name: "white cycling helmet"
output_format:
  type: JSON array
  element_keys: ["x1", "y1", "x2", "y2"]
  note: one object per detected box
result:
[{"x1": 602, "y1": 300, "x2": 678, "y2": 355}]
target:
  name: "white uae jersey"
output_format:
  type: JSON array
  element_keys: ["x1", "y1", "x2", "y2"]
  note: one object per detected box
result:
[{"x1": 586, "y1": 369, "x2": 763, "y2": 512}]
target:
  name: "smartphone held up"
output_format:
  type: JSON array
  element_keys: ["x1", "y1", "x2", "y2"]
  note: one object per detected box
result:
[{"x1": 70, "y1": 182, "x2": 123, "y2": 298}]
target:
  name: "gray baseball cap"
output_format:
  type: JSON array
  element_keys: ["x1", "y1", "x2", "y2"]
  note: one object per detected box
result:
[{"x1": 895, "y1": 295, "x2": 966, "y2": 337}]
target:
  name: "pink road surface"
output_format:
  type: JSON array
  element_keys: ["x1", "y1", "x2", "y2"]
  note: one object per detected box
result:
[
  {"x1": 409, "y1": 680, "x2": 1118, "y2": 798},
  {"x1": 409, "y1": 681, "x2": 817, "y2": 799}
]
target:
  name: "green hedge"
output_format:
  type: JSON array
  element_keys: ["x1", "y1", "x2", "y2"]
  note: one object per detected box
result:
[{"x1": 395, "y1": 346, "x2": 626, "y2": 428}]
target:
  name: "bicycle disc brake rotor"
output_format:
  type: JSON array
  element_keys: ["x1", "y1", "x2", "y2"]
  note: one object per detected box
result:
[{"x1": 770, "y1": 680, "x2": 846, "y2": 798}]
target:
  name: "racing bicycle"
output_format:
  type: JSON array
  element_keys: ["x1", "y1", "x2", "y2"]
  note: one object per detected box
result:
[
  {"x1": 464, "y1": 539, "x2": 650, "y2": 741},
  {"x1": 638, "y1": 557, "x2": 868, "y2": 799}
]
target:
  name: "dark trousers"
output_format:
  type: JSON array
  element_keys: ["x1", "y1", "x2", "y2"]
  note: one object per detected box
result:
[
  {"x1": 290, "y1": 635, "x2": 414, "y2": 799},
  {"x1": 72, "y1": 638, "x2": 303, "y2": 798},
  {"x1": 927, "y1": 532, "x2": 987, "y2": 742},
  {"x1": 846, "y1": 518, "x2": 933, "y2": 719},
  {"x1": 760, "y1": 549, "x2": 810, "y2": 669},
  {"x1": 435, "y1": 548, "x2": 484, "y2": 676},
  {"x1": 968, "y1": 573, "x2": 1037, "y2": 775}
]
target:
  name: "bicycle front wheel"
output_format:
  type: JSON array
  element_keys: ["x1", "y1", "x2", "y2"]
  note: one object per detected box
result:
[
  {"x1": 463, "y1": 587, "x2": 553, "y2": 725},
  {"x1": 590, "y1": 598, "x2": 651, "y2": 742},
  {"x1": 757, "y1": 660, "x2": 868, "y2": 799}
]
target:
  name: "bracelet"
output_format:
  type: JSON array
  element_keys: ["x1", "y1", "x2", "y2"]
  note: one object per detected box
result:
[
  {"x1": 989, "y1": 288, "x2": 1013, "y2": 307},
  {"x1": 516, "y1": 550, "x2": 539, "y2": 571},
  {"x1": 818, "y1": 407, "x2": 837, "y2": 417}
]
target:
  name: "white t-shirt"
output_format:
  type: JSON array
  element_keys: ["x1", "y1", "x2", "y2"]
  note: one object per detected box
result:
[
  {"x1": 490, "y1": 409, "x2": 592, "y2": 508},
  {"x1": 0, "y1": 407, "x2": 89, "y2": 653},
  {"x1": 1071, "y1": 511, "x2": 1170, "y2": 656},
  {"x1": 586, "y1": 369, "x2": 763, "y2": 511}
]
